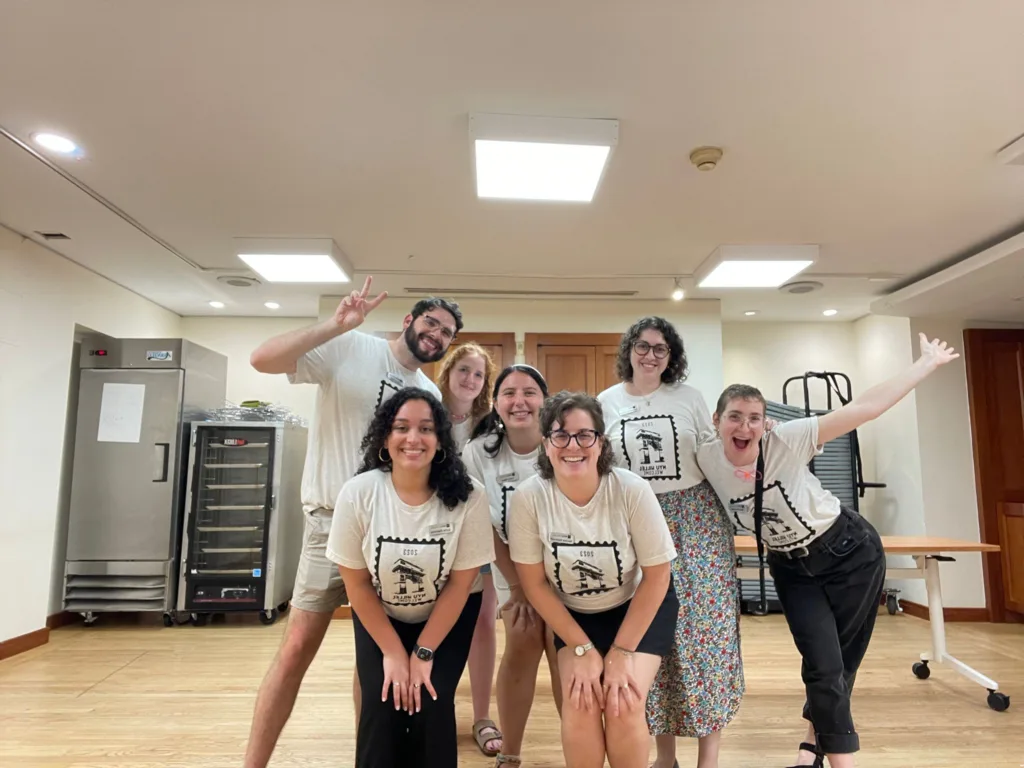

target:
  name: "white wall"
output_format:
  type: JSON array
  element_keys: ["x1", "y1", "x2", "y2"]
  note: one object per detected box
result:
[
  {"x1": 319, "y1": 296, "x2": 725, "y2": 411},
  {"x1": 180, "y1": 317, "x2": 317, "y2": 423},
  {"x1": 0, "y1": 228, "x2": 182, "y2": 642},
  {"x1": 722, "y1": 321, "x2": 861, "y2": 411}
]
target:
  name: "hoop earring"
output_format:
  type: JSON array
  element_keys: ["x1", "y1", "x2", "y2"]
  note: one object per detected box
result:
[
  {"x1": 378, "y1": 447, "x2": 390, "y2": 464},
  {"x1": 434, "y1": 449, "x2": 448, "y2": 464}
]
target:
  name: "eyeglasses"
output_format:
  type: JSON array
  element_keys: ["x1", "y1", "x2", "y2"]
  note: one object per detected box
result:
[
  {"x1": 725, "y1": 413, "x2": 764, "y2": 427},
  {"x1": 420, "y1": 314, "x2": 456, "y2": 341},
  {"x1": 632, "y1": 341, "x2": 669, "y2": 359},
  {"x1": 547, "y1": 429, "x2": 600, "y2": 449}
]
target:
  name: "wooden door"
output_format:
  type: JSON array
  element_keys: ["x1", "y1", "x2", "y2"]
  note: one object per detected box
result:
[
  {"x1": 525, "y1": 334, "x2": 622, "y2": 396},
  {"x1": 379, "y1": 332, "x2": 516, "y2": 384},
  {"x1": 964, "y1": 329, "x2": 1024, "y2": 621}
]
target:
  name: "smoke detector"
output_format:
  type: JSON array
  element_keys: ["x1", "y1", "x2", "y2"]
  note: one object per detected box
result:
[
  {"x1": 217, "y1": 275, "x2": 262, "y2": 288},
  {"x1": 779, "y1": 280, "x2": 824, "y2": 294},
  {"x1": 690, "y1": 146, "x2": 723, "y2": 171}
]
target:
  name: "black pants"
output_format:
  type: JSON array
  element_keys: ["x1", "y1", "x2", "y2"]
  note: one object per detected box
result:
[
  {"x1": 352, "y1": 592, "x2": 481, "y2": 768},
  {"x1": 767, "y1": 509, "x2": 886, "y2": 755}
]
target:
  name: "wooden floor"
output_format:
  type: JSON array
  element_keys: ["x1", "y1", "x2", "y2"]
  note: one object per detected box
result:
[{"x1": 1, "y1": 611, "x2": 1021, "y2": 767}]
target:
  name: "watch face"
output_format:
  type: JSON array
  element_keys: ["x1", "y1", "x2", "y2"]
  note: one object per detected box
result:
[
  {"x1": 416, "y1": 647, "x2": 433, "y2": 661},
  {"x1": 575, "y1": 645, "x2": 585, "y2": 656}
]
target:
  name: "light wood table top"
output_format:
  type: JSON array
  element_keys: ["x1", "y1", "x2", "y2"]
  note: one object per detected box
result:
[{"x1": 734, "y1": 535, "x2": 1000, "y2": 556}]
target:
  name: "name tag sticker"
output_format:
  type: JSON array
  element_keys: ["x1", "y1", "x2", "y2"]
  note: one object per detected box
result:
[
  {"x1": 618, "y1": 404, "x2": 640, "y2": 416},
  {"x1": 550, "y1": 532, "x2": 574, "y2": 545},
  {"x1": 386, "y1": 371, "x2": 404, "y2": 386},
  {"x1": 428, "y1": 522, "x2": 454, "y2": 536},
  {"x1": 496, "y1": 471, "x2": 518, "y2": 483}
]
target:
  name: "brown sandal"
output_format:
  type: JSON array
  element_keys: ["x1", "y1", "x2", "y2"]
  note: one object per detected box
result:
[{"x1": 472, "y1": 719, "x2": 503, "y2": 757}]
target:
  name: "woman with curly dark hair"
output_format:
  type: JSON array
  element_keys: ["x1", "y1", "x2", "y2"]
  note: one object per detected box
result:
[
  {"x1": 326, "y1": 388, "x2": 494, "y2": 768},
  {"x1": 508, "y1": 391, "x2": 678, "y2": 768},
  {"x1": 599, "y1": 317, "x2": 743, "y2": 768}
]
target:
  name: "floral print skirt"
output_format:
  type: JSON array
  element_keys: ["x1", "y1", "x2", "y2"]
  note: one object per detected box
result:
[{"x1": 646, "y1": 481, "x2": 745, "y2": 738}]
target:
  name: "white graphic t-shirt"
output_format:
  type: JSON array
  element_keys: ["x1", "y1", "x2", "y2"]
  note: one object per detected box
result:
[
  {"x1": 508, "y1": 468, "x2": 676, "y2": 613},
  {"x1": 289, "y1": 330, "x2": 440, "y2": 512},
  {"x1": 325, "y1": 470, "x2": 495, "y2": 623},
  {"x1": 599, "y1": 381, "x2": 711, "y2": 494},
  {"x1": 696, "y1": 417, "x2": 842, "y2": 551},
  {"x1": 461, "y1": 436, "x2": 541, "y2": 544}
]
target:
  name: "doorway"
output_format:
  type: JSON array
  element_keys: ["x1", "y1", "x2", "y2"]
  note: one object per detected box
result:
[{"x1": 524, "y1": 333, "x2": 622, "y2": 396}]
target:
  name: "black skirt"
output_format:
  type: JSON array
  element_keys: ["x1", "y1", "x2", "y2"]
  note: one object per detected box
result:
[{"x1": 553, "y1": 582, "x2": 678, "y2": 657}]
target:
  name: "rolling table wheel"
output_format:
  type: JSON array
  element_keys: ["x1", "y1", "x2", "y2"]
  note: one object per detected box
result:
[
  {"x1": 886, "y1": 594, "x2": 900, "y2": 615},
  {"x1": 912, "y1": 661, "x2": 931, "y2": 679},
  {"x1": 190, "y1": 613, "x2": 209, "y2": 627},
  {"x1": 259, "y1": 608, "x2": 279, "y2": 625},
  {"x1": 162, "y1": 614, "x2": 174, "y2": 628},
  {"x1": 987, "y1": 691, "x2": 1010, "y2": 712},
  {"x1": 277, "y1": 601, "x2": 290, "y2": 614}
]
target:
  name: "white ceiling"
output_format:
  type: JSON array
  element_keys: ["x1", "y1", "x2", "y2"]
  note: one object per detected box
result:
[{"x1": 2, "y1": 1, "x2": 1024, "y2": 321}]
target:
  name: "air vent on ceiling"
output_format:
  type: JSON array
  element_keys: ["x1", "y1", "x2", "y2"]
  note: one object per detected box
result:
[
  {"x1": 216, "y1": 275, "x2": 262, "y2": 288},
  {"x1": 779, "y1": 280, "x2": 824, "y2": 294},
  {"x1": 404, "y1": 287, "x2": 638, "y2": 298},
  {"x1": 35, "y1": 231, "x2": 70, "y2": 240}
]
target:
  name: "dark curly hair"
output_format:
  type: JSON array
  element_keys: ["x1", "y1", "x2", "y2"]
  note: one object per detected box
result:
[
  {"x1": 410, "y1": 297, "x2": 464, "y2": 336},
  {"x1": 470, "y1": 364, "x2": 549, "y2": 458},
  {"x1": 356, "y1": 388, "x2": 473, "y2": 509},
  {"x1": 536, "y1": 391, "x2": 615, "y2": 480},
  {"x1": 615, "y1": 316, "x2": 688, "y2": 384}
]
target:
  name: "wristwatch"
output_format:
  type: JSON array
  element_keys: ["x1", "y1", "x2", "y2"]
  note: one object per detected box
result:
[
  {"x1": 413, "y1": 644, "x2": 434, "y2": 661},
  {"x1": 573, "y1": 641, "x2": 594, "y2": 657}
]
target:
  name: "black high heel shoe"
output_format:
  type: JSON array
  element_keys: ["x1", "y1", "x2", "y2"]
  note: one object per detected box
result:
[{"x1": 786, "y1": 741, "x2": 824, "y2": 768}]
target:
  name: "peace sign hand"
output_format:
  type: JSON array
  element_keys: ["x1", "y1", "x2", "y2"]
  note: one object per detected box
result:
[
  {"x1": 917, "y1": 333, "x2": 960, "y2": 370},
  {"x1": 333, "y1": 276, "x2": 388, "y2": 334}
]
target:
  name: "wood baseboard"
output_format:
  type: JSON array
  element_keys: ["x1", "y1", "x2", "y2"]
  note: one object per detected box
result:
[
  {"x1": 0, "y1": 627, "x2": 50, "y2": 661},
  {"x1": 332, "y1": 605, "x2": 352, "y2": 620},
  {"x1": 46, "y1": 611, "x2": 82, "y2": 630},
  {"x1": 897, "y1": 599, "x2": 990, "y2": 622}
]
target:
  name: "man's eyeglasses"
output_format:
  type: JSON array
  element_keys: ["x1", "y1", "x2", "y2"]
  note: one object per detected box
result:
[
  {"x1": 632, "y1": 341, "x2": 669, "y2": 359},
  {"x1": 547, "y1": 429, "x2": 600, "y2": 449},
  {"x1": 420, "y1": 315, "x2": 456, "y2": 341}
]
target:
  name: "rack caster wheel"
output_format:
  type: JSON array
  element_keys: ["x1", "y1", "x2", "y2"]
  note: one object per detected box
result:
[
  {"x1": 82, "y1": 611, "x2": 98, "y2": 626},
  {"x1": 987, "y1": 691, "x2": 1010, "y2": 712},
  {"x1": 162, "y1": 614, "x2": 174, "y2": 628},
  {"x1": 259, "y1": 608, "x2": 279, "y2": 625},
  {"x1": 277, "y1": 601, "x2": 290, "y2": 614},
  {"x1": 912, "y1": 661, "x2": 931, "y2": 680},
  {"x1": 189, "y1": 613, "x2": 209, "y2": 627},
  {"x1": 886, "y1": 594, "x2": 901, "y2": 615}
]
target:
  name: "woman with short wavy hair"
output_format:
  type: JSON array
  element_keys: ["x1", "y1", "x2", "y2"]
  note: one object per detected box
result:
[
  {"x1": 508, "y1": 390, "x2": 678, "y2": 768},
  {"x1": 600, "y1": 316, "x2": 743, "y2": 768},
  {"x1": 326, "y1": 388, "x2": 494, "y2": 768}
]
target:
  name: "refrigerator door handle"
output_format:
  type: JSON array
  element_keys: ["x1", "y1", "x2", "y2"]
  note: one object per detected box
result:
[{"x1": 153, "y1": 443, "x2": 170, "y2": 482}]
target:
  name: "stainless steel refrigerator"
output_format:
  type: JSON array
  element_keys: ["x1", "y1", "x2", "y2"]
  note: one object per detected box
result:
[{"x1": 63, "y1": 337, "x2": 227, "y2": 624}]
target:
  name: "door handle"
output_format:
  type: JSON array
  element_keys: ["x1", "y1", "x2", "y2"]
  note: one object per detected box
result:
[{"x1": 153, "y1": 443, "x2": 169, "y2": 482}]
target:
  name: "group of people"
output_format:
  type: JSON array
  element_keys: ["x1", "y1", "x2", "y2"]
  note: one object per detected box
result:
[{"x1": 242, "y1": 276, "x2": 958, "y2": 768}]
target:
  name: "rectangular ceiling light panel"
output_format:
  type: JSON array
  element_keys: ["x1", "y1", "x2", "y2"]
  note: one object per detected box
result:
[
  {"x1": 695, "y1": 245, "x2": 817, "y2": 288},
  {"x1": 469, "y1": 113, "x2": 618, "y2": 202},
  {"x1": 233, "y1": 237, "x2": 353, "y2": 283}
]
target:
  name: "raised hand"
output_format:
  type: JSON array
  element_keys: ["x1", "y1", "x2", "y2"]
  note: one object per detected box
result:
[
  {"x1": 333, "y1": 275, "x2": 388, "y2": 334},
  {"x1": 917, "y1": 333, "x2": 960, "y2": 370}
]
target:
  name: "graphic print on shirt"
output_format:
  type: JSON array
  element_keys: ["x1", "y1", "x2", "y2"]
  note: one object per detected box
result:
[
  {"x1": 729, "y1": 481, "x2": 815, "y2": 549},
  {"x1": 374, "y1": 536, "x2": 446, "y2": 607},
  {"x1": 375, "y1": 379, "x2": 403, "y2": 410},
  {"x1": 618, "y1": 414, "x2": 681, "y2": 481},
  {"x1": 552, "y1": 541, "x2": 624, "y2": 596},
  {"x1": 499, "y1": 485, "x2": 515, "y2": 541}
]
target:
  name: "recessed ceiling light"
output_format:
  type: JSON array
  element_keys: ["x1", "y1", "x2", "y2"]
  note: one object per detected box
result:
[
  {"x1": 744, "y1": 310, "x2": 758, "y2": 316},
  {"x1": 469, "y1": 113, "x2": 618, "y2": 202},
  {"x1": 822, "y1": 308, "x2": 838, "y2": 317},
  {"x1": 670, "y1": 278, "x2": 684, "y2": 301},
  {"x1": 238, "y1": 253, "x2": 349, "y2": 283},
  {"x1": 209, "y1": 301, "x2": 225, "y2": 309},
  {"x1": 33, "y1": 132, "x2": 78, "y2": 154},
  {"x1": 264, "y1": 301, "x2": 280, "y2": 310},
  {"x1": 699, "y1": 260, "x2": 814, "y2": 288}
]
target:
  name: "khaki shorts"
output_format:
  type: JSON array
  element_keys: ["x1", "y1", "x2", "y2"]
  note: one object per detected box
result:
[{"x1": 292, "y1": 508, "x2": 348, "y2": 613}]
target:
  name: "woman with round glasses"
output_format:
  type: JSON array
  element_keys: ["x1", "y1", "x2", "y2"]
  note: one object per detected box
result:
[
  {"x1": 599, "y1": 317, "x2": 742, "y2": 768},
  {"x1": 462, "y1": 364, "x2": 561, "y2": 768},
  {"x1": 508, "y1": 391, "x2": 678, "y2": 768}
]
